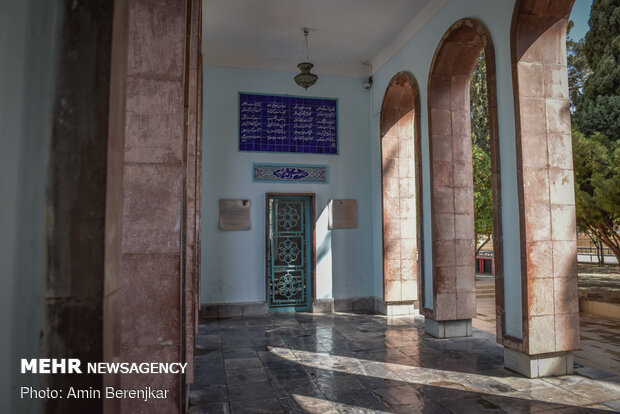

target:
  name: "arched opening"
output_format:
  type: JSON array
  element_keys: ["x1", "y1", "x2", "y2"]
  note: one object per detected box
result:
[
  {"x1": 425, "y1": 19, "x2": 502, "y2": 336},
  {"x1": 508, "y1": 0, "x2": 579, "y2": 371},
  {"x1": 380, "y1": 72, "x2": 422, "y2": 311}
]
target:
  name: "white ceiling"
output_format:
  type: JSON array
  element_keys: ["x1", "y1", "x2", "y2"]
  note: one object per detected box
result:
[{"x1": 202, "y1": 0, "x2": 447, "y2": 78}]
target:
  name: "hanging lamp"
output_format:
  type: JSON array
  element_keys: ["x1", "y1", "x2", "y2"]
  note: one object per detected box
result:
[{"x1": 294, "y1": 28, "x2": 318, "y2": 90}]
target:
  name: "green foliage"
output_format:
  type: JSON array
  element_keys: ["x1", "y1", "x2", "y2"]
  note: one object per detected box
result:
[
  {"x1": 472, "y1": 144, "x2": 493, "y2": 238},
  {"x1": 573, "y1": 95, "x2": 620, "y2": 138},
  {"x1": 567, "y1": 21, "x2": 591, "y2": 110},
  {"x1": 573, "y1": 130, "x2": 610, "y2": 226},
  {"x1": 595, "y1": 145, "x2": 620, "y2": 219},
  {"x1": 584, "y1": 0, "x2": 620, "y2": 69},
  {"x1": 574, "y1": 0, "x2": 620, "y2": 139},
  {"x1": 571, "y1": 1, "x2": 620, "y2": 264},
  {"x1": 583, "y1": 46, "x2": 620, "y2": 98},
  {"x1": 572, "y1": 128, "x2": 620, "y2": 262},
  {"x1": 470, "y1": 50, "x2": 489, "y2": 153},
  {"x1": 470, "y1": 50, "x2": 493, "y2": 252}
]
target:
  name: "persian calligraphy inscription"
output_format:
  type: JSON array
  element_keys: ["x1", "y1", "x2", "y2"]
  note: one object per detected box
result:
[{"x1": 239, "y1": 93, "x2": 337, "y2": 154}]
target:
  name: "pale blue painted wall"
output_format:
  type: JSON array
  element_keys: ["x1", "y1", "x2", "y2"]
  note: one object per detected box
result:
[
  {"x1": 202, "y1": 0, "x2": 525, "y2": 339},
  {"x1": 201, "y1": 66, "x2": 373, "y2": 303},
  {"x1": 370, "y1": 0, "x2": 523, "y2": 338}
]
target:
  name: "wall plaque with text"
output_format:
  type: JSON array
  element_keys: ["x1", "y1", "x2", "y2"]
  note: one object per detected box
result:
[
  {"x1": 329, "y1": 199, "x2": 357, "y2": 229},
  {"x1": 219, "y1": 199, "x2": 251, "y2": 230},
  {"x1": 239, "y1": 92, "x2": 337, "y2": 154}
]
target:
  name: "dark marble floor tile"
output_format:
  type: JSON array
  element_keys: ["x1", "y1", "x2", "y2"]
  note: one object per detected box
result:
[
  {"x1": 322, "y1": 388, "x2": 389, "y2": 411},
  {"x1": 229, "y1": 397, "x2": 283, "y2": 413},
  {"x1": 226, "y1": 367, "x2": 269, "y2": 385},
  {"x1": 269, "y1": 376, "x2": 324, "y2": 398},
  {"x1": 314, "y1": 374, "x2": 367, "y2": 393},
  {"x1": 267, "y1": 365, "x2": 312, "y2": 381},
  {"x1": 551, "y1": 407, "x2": 614, "y2": 413},
  {"x1": 189, "y1": 402, "x2": 230, "y2": 414},
  {"x1": 371, "y1": 384, "x2": 430, "y2": 406},
  {"x1": 385, "y1": 401, "x2": 448, "y2": 414},
  {"x1": 600, "y1": 399, "x2": 620, "y2": 411},
  {"x1": 227, "y1": 380, "x2": 276, "y2": 402},
  {"x1": 189, "y1": 385, "x2": 229, "y2": 405},
  {"x1": 276, "y1": 396, "x2": 309, "y2": 413},
  {"x1": 481, "y1": 393, "x2": 568, "y2": 414},
  {"x1": 356, "y1": 375, "x2": 404, "y2": 390},
  {"x1": 434, "y1": 395, "x2": 509, "y2": 413},
  {"x1": 225, "y1": 357, "x2": 263, "y2": 371}
]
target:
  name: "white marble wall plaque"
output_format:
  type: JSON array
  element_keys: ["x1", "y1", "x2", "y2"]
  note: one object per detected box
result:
[
  {"x1": 329, "y1": 199, "x2": 357, "y2": 229},
  {"x1": 219, "y1": 199, "x2": 251, "y2": 230}
]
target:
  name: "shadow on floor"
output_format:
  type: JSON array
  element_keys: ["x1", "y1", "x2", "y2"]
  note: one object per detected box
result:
[{"x1": 189, "y1": 313, "x2": 620, "y2": 413}]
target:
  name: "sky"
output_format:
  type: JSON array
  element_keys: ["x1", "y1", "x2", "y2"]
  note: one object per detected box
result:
[{"x1": 569, "y1": 0, "x2": 594, "y2": 40}]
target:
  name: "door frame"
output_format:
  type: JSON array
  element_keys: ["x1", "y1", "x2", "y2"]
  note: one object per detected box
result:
[{"x1": 265, "y1": 193, "x2": 316, "y2": 309}]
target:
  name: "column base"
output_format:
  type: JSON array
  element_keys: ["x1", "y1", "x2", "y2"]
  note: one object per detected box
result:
[
  {"x1": 386, "y1": 303, "x2": 418, "y2": 316},
  {"x1": 312, "y1": 298, "x2": 334, "y2": 313},
  {"x1": 504, "y1": 348, "x2": 574, "y2": 378},
  {"x1": 374, "y1": 300, "x2": 419, "y2": 316},
  {"x1": 424, "y1": 318, "x2": 472, "y2": 338}
]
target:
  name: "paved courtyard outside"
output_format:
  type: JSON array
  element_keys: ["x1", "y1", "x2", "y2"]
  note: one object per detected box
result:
[
  {"x1": 577, "y1": 264, "x2": 620, "y2": 306},
  {"x1": 475, "y1": 275, "x2": 620, "y2": 378}
]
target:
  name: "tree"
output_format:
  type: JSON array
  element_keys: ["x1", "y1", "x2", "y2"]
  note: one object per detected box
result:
[
  {"x1": 569, "y1": 0, "x2": 620, "y2": 267},
  {"x1": 573, "y1": 96, "x2": 620, "y2": 138},
  {"x1": 470, "y1": 50, "x2": 494, "y2": 255},
  {"x1": 572, "y1": 129, "x2": 620, "y2": 266},
  {"x1": 584, "y1": 0, "x2": 620, "y2": 69},
  {"x1": 567, "y1": 20, "x2": 592, "y2": 111},
  {"x1": 471, "y1": 50, "x2": 490, "y2": 154},
  {"x1": 573, "y1": 0, "x2": 620, "y2": 138},
  {"x1": 472, "y1": 144, "x2": 493, "y2": 255}
]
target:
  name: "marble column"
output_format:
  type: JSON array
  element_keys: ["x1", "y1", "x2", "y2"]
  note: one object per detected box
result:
[
  {"x1": 104, "y1": 0, "x2": 202, "y2": 412},
  {"x1": 381, "y1": 72, "x2": 421, "y2": 316},
  {"x1": 504, "y1": 0, "x2": 579, "y2": 377},
  {"x1": 425, "y1": 19, "x2": 498, "y2": 338}
]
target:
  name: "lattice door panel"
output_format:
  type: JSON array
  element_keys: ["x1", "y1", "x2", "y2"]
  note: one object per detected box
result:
[{"x1": 268, "y1": 196, "x2": 310, "y2": 310}]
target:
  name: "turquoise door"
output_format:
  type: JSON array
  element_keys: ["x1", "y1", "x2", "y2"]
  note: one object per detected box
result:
[{"x1": 267, "y1": 195, "x2": 312, "y2": 312}]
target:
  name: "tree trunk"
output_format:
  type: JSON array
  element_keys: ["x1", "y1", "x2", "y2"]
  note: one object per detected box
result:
[
  {"x1": 474, "y1": 232, "x2": 478, "y2": 254},
  {"x1": 588, "y1": 231, "x2": 605, "y2": 266},
  {"x1": 595, "y1": 239, "x2": 604, "y2": 266},
  {"x1": 596, "y1": 224, "x2": 620, "y2": 269},
  {"x1": 475, "y1": 235, "x2": 491, "y2": 257}
]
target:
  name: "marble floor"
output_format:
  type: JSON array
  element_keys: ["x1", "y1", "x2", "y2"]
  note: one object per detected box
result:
[{"x1": 189, "y1": 310, "x2": 620, "y2": 413}]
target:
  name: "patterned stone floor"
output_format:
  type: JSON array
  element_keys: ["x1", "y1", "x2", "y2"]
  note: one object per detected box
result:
[{"x1": 189, "y1": 311, "x2": 620, "y2": 413}]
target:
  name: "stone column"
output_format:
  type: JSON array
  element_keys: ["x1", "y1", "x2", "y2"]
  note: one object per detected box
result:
[
  {"x1": 103, "y1": 1, "x2": 130, "y2": 413},
  {"x1": 104, "y1": 0, "x2": 202, "y2": 412},
  {"x1": 506, "y1": 0, "x2": 579, "y2": 377},
  {"x1": 381, "y1": 73, "x2": 421, "y2": 316},
  {"x1": 425, "y1": 20, "x2": 497, "y2": 338},
  {"x1": 184, "y1": 0, "x2": 203, "y2": 385},
  {"x1": 39, "y1": 2, "x2": 118, "y2": 413}
]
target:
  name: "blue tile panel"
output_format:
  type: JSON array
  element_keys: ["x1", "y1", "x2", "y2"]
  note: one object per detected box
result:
[
  {"x1": 253, "y1": 164, "x2": 328, "y2": 183},
  {"x1": 239, "y1": 93, "x2": 338, "y2": 154}
]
